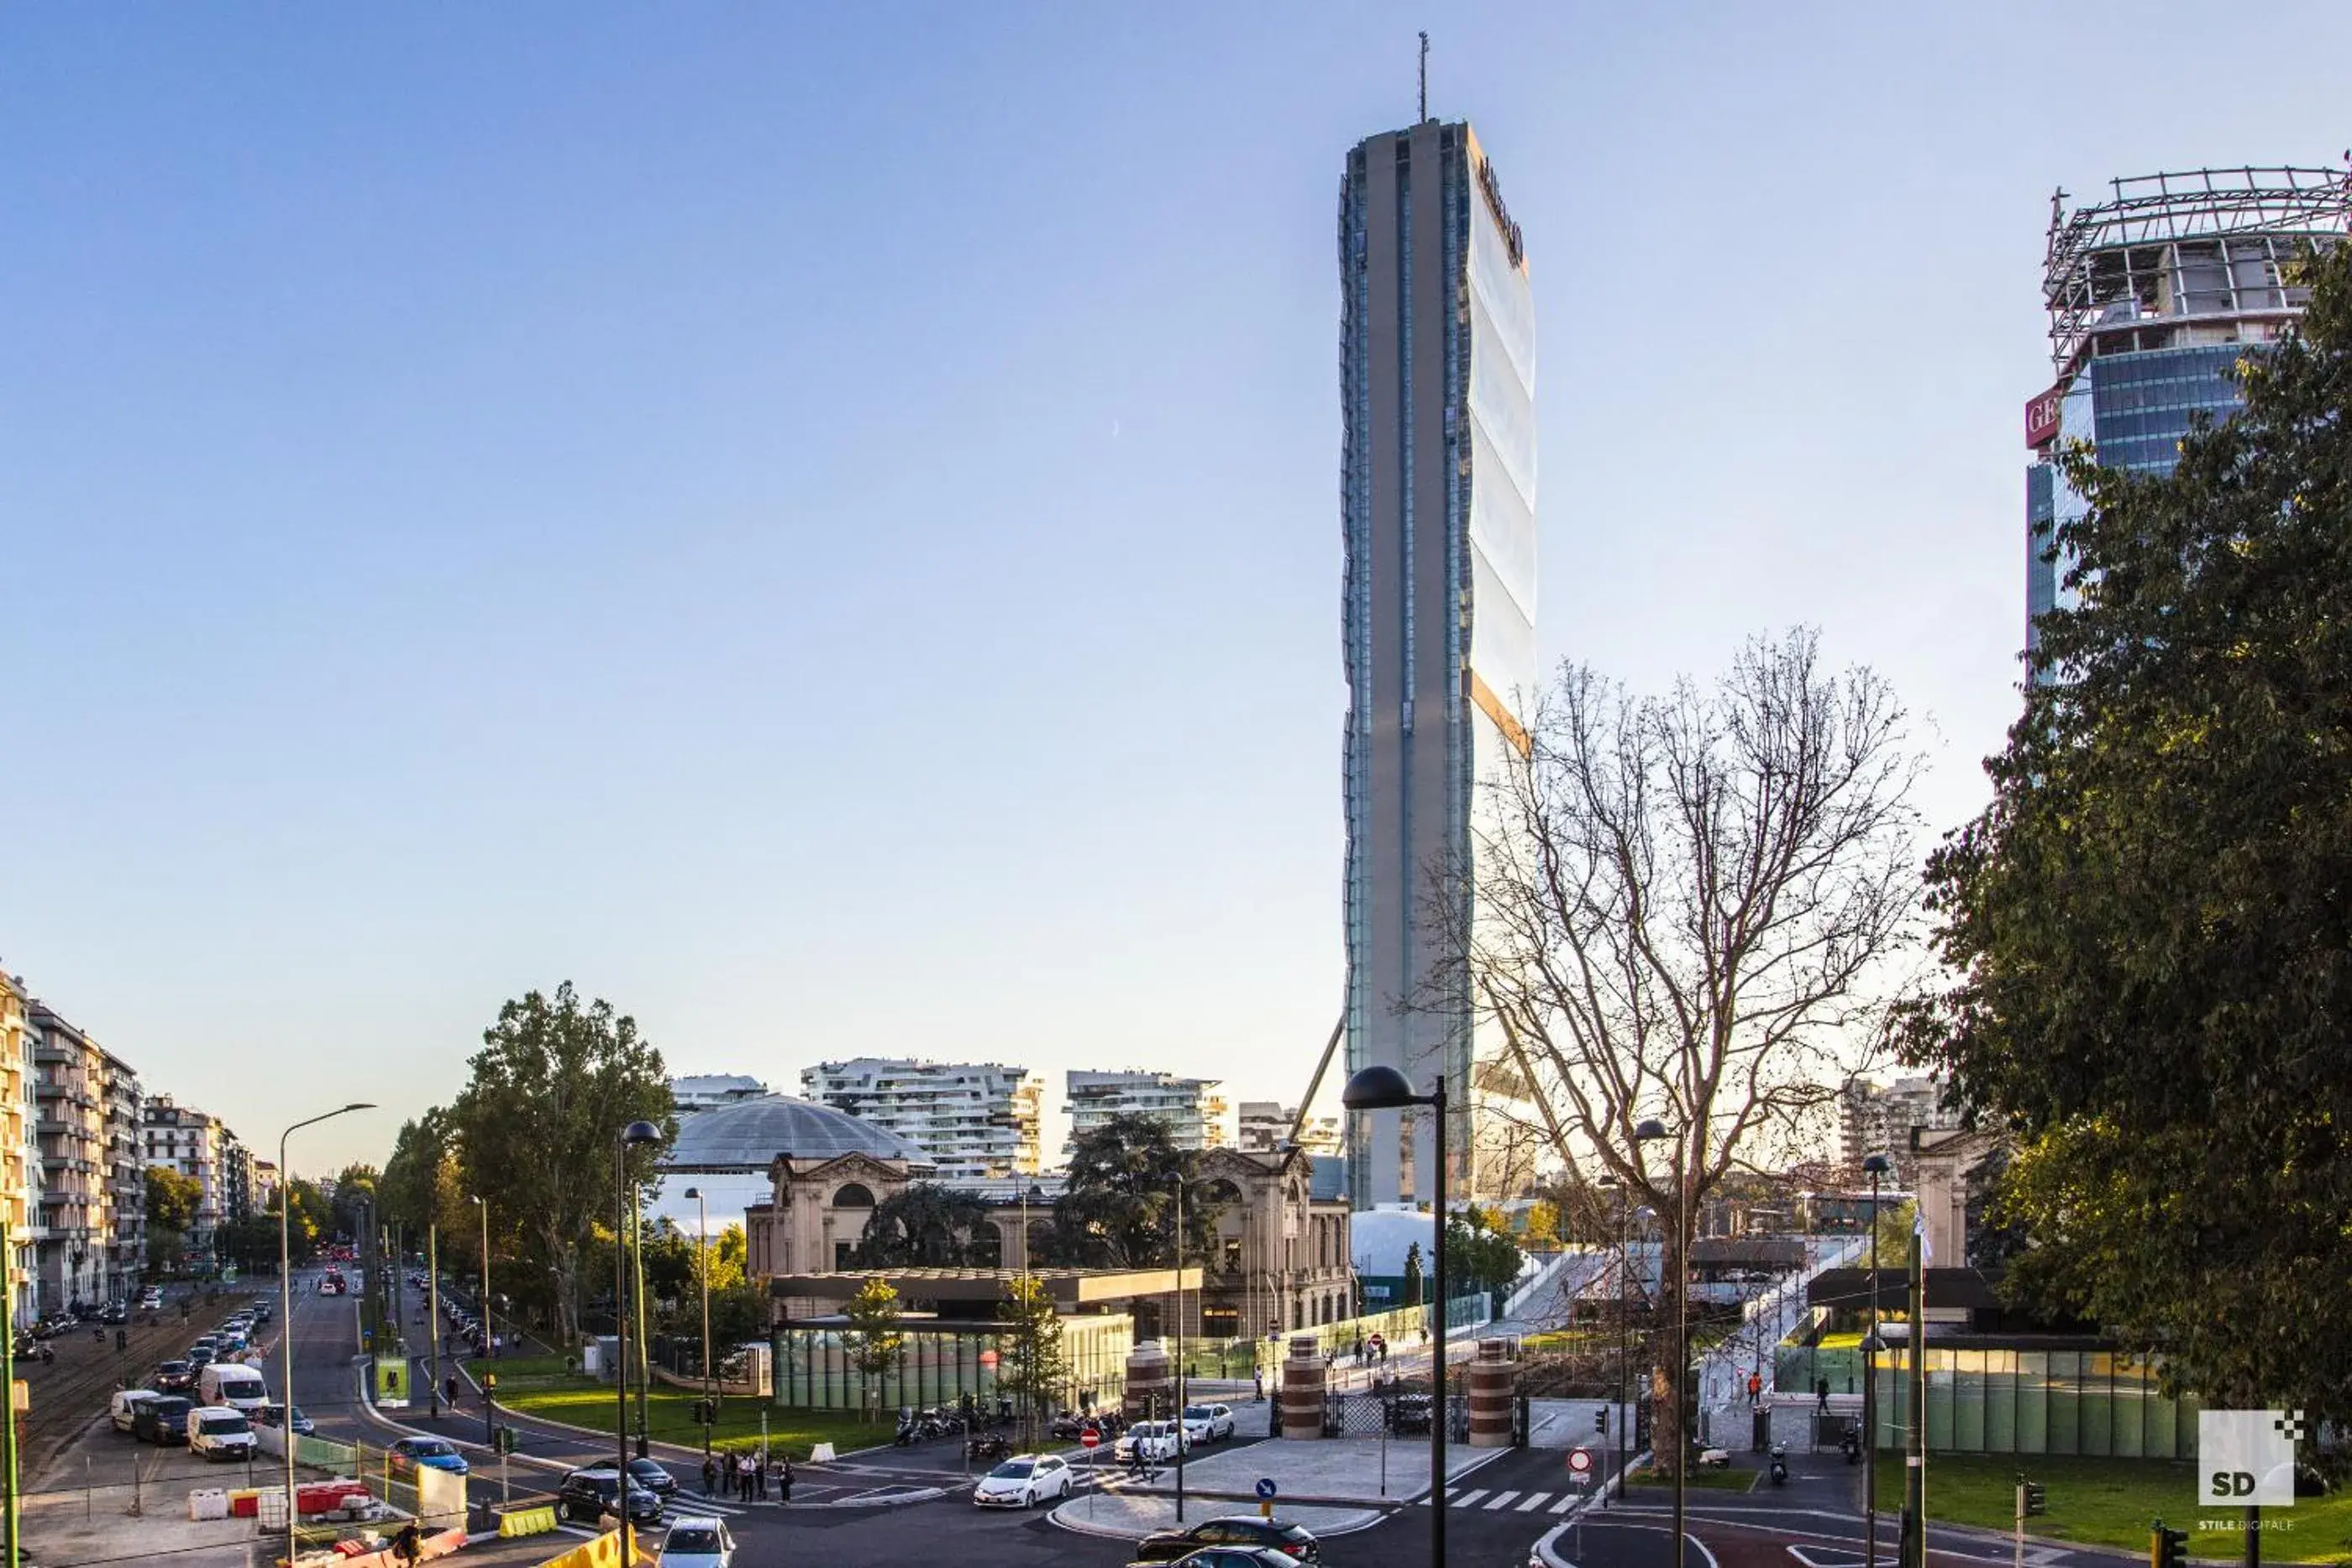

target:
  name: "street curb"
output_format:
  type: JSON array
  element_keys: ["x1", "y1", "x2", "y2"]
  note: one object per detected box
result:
[{"x1": 1047, "y1": 1493, "x2": 1390, "y2": 1540}]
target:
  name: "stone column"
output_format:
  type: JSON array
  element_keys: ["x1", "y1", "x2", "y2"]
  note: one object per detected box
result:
[
  {"x1": 1278, "y1": 1333, "x2": 1326, "y2": 1439},
  {"x1": 1125, "y1": 1340, "x2": 1173, "y2": 1424},
  {"x1": 1467, "y1": 1337, "x2": 1517, "y2": 1448}
]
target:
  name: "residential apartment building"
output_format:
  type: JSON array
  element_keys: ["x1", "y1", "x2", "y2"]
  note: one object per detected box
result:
[
  {"x1": 220, "y1": 1131, "x2": 257, "y2": 1223},
  {"x1": 1236, "y1": 1101, "x2": 1343, "y2": 1159},
  {"x1": 670, "y1": 1074, "x2": 772, "y2": 1117},
  {"x1": 1838, "y1": 1075, "x2": 1962, "y2": 1182},
  {"x1": 142, "y1": 1095, "x2": 228, "y2": 1263},
  {"x1": 1338, "y1": 116, "x2": 1540, "y2": 1208},
  {"x1": 252, "y1": 1160, "x2": 281, "y2": 1215},
  {"x1": 1065, "y1": 1070, "x2": 1231, "y2": 1156},
  {"x1": 801, "y1": 1058, "x2": 1042, "y2": 1182},
  {"x1": 101, "y1": 1050, "x2": 144, "y2": 1291},
  {"x1": 0, "y1": 972, "x2": 40, "y2": 1320},
  {"x1": 29, "y1": 1002, "x2": 129, "y2": 1308}
]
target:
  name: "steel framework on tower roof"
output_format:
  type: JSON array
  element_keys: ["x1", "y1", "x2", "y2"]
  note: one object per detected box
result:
[{"x1": 2041, "y1": 165, "x2": 2352, "y2": 372}]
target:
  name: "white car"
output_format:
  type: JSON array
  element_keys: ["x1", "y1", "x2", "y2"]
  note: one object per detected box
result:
[
  {"x1": 660, "y1": 1518, "x2": 734, "y2": 1568},
  {"x1": 186, "y1": 1406, "x2": 258, "y2": 1463},
  {"x1": 973, "y1": 1454, "x2": 1073, "y2": 1508},
  {"x1": 1113, "y1": 1420, "x2": 1189, "y2": 1464},
  {"x1": 139, "y1": 1289, "x2": 163, "y2": 1311},
  {"x1": 1181, "y1": 1403, "x2": 1235, "y2": 1442}
]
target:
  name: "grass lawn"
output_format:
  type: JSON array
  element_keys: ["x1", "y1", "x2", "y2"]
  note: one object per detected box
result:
[
  {"x1": 490, "y1": 1367, "x2": 891, "y2": 1460},
  {"x1": 1872, "y1": 1453, "x2": 2352, "y2": 1563},
  {"x1": 1630, "y1": 1466, "x2": 1759, "y2": 1492}
]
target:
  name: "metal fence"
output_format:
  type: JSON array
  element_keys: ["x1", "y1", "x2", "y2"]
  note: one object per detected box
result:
[{"x1": 1316, "y1": 1390, "x2": 1469, "y2": 1441}]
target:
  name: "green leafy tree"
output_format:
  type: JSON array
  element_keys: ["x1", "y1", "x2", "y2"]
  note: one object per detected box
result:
[
  {"x1": 1445, "y1": 1206, "x2": 1526, "y2": 1303},
  {"x1": 1038, "y1": 1114, "x2": 1224, "y2": 1267},
  {"x1": 329, "y1": 1164, "x2": 380, "y2": 1242},
  {"x1": 445, "y1": 983, "x2": 674, "y2": 1346},
  {"x1": 843, "y1": 1277, "x2": 906, "y2": 1415},
  {"x1": 1401, "y1": 1241, "x2": 1424, "y2": 1308},
  {"x1": 1900, "y1": 243, "x2": 2352, "y2": 1421},
  {"x1": 144, "y1": 1165, "x2": 202, "y2": 1241},
  {"x1": 852, "y1": 1183, "x2": 995, "y2": 1267},
  {"x1": 996, "y1": 1272, "x2": 1068, "y2": 1444},
  {"x1": 639, "y1": 1218, "x2": 698, "y2": 1310}
]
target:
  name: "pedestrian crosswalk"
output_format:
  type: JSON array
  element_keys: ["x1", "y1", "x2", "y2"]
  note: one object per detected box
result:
[{"x1": 1417, "y1": 1484, "x2": 1599, "y2": 1513}]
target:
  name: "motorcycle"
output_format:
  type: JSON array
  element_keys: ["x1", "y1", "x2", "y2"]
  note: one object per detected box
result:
[
  {"x1": 1840, "y1": 1429, "x2": 1861, "y2": 1466},
  {"x1": 893, "y1": 1409, "x2": 919, "y2": 1448},
  {"x1": 1769, "y1": 1444, "x2": 1788, "y2": 1487}
]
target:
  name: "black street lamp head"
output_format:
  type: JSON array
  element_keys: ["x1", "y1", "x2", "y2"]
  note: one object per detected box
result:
[
  {"x1": 1633, "y1": 1117, "x2": 1670, "y2": 1142},
  {"x1": 1861, "y1": 1152, "x2": 1893, "y2": 1176},
  {"x1": 621, "y1": 1120, "x2": 663, "y2": 1148},
  {"x1": 1597, "y1": 1173, "x2": 1620, "y2": 1189},
  {"x1": 1341, "y1": 1064, "x2": 1422, "y2": 1110},
  {"x1": 681, "y1": 1186, "x2": 701, "y2": 1200}
]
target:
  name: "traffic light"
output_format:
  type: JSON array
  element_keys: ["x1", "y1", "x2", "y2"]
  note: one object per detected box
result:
[
  {"x1": 2151, "y1": 1521, "x2": 2187, "y2": 1568},
  {"x1": 2020, "y1": 1479, "x2": 2047, "y2": 1518},
  {"x1": 493, "y1": 1427, "x2": 517, "y2": 1455},
  {"x1": 1594, "y1": 1407, "x2": 1609, "y2": 1434}
]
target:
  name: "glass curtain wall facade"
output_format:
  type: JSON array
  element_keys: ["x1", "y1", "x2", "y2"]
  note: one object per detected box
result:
[
  {"x1": 2026, "y1": 169, "x2": 2349, "y2": 671},
  {"x1": 770, "y1": 1314, "x2": 1132, "y2": 1414},
  {"x1": 1338, "y1": 119, "x2": 1538, "y2": 1208}
]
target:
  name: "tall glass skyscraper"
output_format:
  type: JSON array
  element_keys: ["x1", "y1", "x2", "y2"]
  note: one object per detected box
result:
[
  {"x1": 2027, "y1": 168, "x2": 2349, "y2": 668},
  {"x1": 1338, "y1": 119, "x2": 1537, "y2": 1209}
]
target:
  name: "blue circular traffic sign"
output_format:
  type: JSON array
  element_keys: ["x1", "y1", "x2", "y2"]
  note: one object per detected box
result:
[{"x1": 1256, "y1": 1478, "x2": 1278, "y2": 1500}]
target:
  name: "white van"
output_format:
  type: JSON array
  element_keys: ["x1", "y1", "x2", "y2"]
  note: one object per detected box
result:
[
  {"x1": 110, "y1": 1389, "x2": 161, "y2": 1434},
  {"x1": 186, "y1": 1406, "x2": 258, "y2": 1463},
  {"x1": 200, "y1": 1362, "x2": 270, "y2": 1413}
]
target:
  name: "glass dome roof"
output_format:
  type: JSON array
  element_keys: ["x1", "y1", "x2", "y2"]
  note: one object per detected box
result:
[{"x1": 657, "y1": 1093, "x2": 934, "y2": 1172}]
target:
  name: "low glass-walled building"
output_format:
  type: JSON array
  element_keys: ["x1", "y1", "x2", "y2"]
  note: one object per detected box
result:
[{"x1": 773, "y1": 1313, "x2": 1133, "y2": 1414}]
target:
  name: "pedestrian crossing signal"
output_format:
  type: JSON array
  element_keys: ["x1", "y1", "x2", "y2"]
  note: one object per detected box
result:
[
  {"x1": 1594, "y1": 1408, "x2": 1609, "y2": 1433},
  {"x1": 2151, "y1": 1521, "x2": 2187, "y2": 1568},
  {"x1": 2020, "y1": 1479, "x2": 2046, "y2": 1517},
  {"x1": 493, "y1": 1427, "x2": 517, "y2": 1455}
]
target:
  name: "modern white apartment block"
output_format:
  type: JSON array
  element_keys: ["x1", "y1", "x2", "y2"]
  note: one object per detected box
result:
[
  {"x1": 1236, "y1": 1101, "x2": 1344, "y2": 1159},
  {"x1": 801, "y1": 1058, "x2": 1042, "y2": 1182},
  {"x1": 141, "y1": 1094, "x2": 228, "y2": 1260},
  {"x1": 670, "y1": 1074, "x2": 772, "y2": 1116},
  {"x1": 1065, "y1": 1070, "x2": 1232, "y2": 1156}
]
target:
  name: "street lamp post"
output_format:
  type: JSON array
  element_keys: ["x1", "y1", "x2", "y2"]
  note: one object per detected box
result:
[
  {"x1": 470, "y1": 1197, "x2": 492, "y2": 1361},
  {"x1": 1340, "y1": 1066, "x2": 1448, "y2": 1568},
  {"x1": 613, "y1": 1121, "x2": 663, "y2": 1568},
  {"x1": 1861, "y1": 1152, "x2": 1893, "y2": 1568},
  {"x1": 279, "y1": 1103, "x2": 375, "y2": 1568},
  {"x1": 1634, "y1": 1118, "x2": 1684, "y2": 1568},
  {"x1": 682, "y1": 1188, "x2": 713, "y2": 1456},
  {"x1": 1598, "y1": 1174, "x2": 1625, "y2": 1508}
]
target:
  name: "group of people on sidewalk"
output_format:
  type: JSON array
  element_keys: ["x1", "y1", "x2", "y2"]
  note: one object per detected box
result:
[{"x1": 701, "y1": 1449, "x2": 793, "y2": 1504}]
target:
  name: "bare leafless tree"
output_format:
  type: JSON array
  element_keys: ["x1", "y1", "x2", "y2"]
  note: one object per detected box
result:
[{"x1": 1425, "y1": 627, "x2": 1925, "y2": 1472}]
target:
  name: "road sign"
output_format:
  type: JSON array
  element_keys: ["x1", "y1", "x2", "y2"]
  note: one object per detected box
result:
[
  {"x1": 1081, "y1": 1429, "x2": 1100, "y2": 1449},
  {"x1": 1568, "y1": 1447, "x2": 1594, "y2": 1474},
  {"x1": 1256, "y1": 1478, "x2": 1278, "y2": 1500}
]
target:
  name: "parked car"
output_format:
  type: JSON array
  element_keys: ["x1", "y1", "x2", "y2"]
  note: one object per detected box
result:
[
  {"x1": 188, "y1": 1406, "x2": 258, "y2": 1463},
  {"x1": 555, "y1": 1466, "x2": 665, "y2": 1526},
  {"x1": 659, "y1": 1518, "x2": 735, "y2": 1568},
  {"x1": 973, "y1": 1454, "x2": 1073, "y2": 1508},
  {"x1": 100, "y1": 1301, "x2": 129, "y2": 1325},
  {"x1": 255, "y1": 1403, "x2": 315, "y2": 1437},
  {"x1": 34, "y1": 1313, "x2": 75, "y2": 1339},
  {"x1": 109, "y1": 1390, "x2": 162, "y2": 1434},
  {"x1": 153, "y1": 1361, "x2": 196, "y2": 1394},
  {"x1": 628, "y1": 1458, "x2": 678, "y2": 1499},
  {"x1": 387, "y1": 1437, "x2": 470, "y2": 1477},
  {"x1": 134, "y1": 1396, "x2": 194, "y2": 1445},
  {"x1": 1134, "y1": 1517, "x2": 1321, "y2": 1564}
]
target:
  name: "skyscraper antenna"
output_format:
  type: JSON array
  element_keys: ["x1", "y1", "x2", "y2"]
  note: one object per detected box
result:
[{"x1": 1418, "y1": 32, "x2": 1429, "y2": 122}]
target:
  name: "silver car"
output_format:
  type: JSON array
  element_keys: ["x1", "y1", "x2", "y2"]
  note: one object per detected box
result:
[{"x1": 661, "y1": 1518, "x2": 734, "y2": 1568}]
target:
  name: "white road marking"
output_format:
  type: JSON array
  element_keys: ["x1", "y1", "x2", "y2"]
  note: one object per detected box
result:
[
  {"x1": 1488, "y1": 1491, "x2": 1522, "y2": 1509},
  {"x1": 1517, "y1": 1492, "x2": 1552, "y2": 1511}
]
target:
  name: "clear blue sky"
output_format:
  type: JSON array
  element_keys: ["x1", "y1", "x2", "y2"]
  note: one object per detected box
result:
[{"x1": 4, "y1": 3, "x2": 2346, "y2": 1172}]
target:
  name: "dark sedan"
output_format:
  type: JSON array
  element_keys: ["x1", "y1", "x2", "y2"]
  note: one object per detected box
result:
[
  {"x1": 1135, "y1": 1518, "x2": 1320, "y2": 1565},
  {"x1": 153, "y1": 1361, "x2": 196, "y2": 1394},
  {"x1": 556, "y1": 1467, "x2": 666, "y2": 1527},
  {"x1": 629, "y1": 1458, "x2": 679, "y2": 1499}
]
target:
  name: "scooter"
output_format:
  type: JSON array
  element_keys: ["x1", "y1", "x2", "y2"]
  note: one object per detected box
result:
[
  {"x1": 893, "y1": 1409, "x2": 918, "y2": 1448},
  {"x1": 1840, "y1": 1429, "x2": 1861, "y2": 1465},
  {"x1": 1769, "y1": 1444, "x2": 1788, "y2": 1487}
]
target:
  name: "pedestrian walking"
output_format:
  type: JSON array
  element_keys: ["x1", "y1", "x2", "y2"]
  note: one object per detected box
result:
[
  {"x1": 1747, "y1": 1371, "x2": 1762, "y2": 1407},
  {"x1": 1252, "y1": 1368, "x2": 1265, "y2": 1403},
  {"x1": 778, "y1": 1456, "x2": 794, "y2": 1507},
  {"x1": 701, "y1": 1453, "x2": 718, "y2": 1496},
  {"x1": 1815, "y1": 1377, "x2": 1830, "y2": 1413}
]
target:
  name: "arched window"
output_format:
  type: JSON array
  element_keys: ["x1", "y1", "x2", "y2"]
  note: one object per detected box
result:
[
  {"x1": 1202, "y1": 1178, "x2": 1243, "y2": 1206},
  {"x1": 832, "y1": 1183, "x2": 875, "y2": 1209}
]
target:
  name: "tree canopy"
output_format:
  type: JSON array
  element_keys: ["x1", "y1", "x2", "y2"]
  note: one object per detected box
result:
[
  {"x1": 144, "y1": 1165, "x2": 202, "y2": 1240},
  {"x1": 1038, "y1": 1113, "x2": 1224, "y2": 1268},
  {"x1": 1901, "y1": 243, "x2": 2352, "y2": 1419},
  {"x1": 853, "y1": 1183, "x2": 996, "y2": 1268},
  {"x1": 444, "y1": 983, "x2": 675, "y2": 1345}
]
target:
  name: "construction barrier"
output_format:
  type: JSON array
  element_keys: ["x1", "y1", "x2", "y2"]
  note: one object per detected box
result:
[
  {"x1": 498, "y1": 1507, "x2": 559, "y2": 1539},
  {"x1": 228, "y1": 1487, "x2": 263, "y2": 1518},
  {"x1": 536, "y1": 1525, "x2": 640, "y2": 1568},
  {"x1": 188, "y1": 1489, "x2": 230, "y2": 1521}
]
